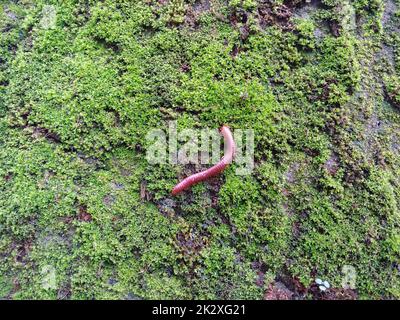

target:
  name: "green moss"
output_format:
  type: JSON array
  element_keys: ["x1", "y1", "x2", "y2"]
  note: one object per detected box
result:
[
  {"x1": 384, "y1": 74, "x2": 400, "y2": 108},
  {"x1": 0, "y1": 0, "x2": 399, "y2": 300}
]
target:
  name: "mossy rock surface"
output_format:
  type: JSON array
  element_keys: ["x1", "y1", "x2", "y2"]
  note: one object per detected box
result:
[{"x1": 0, "y1": 0, "x2": 399, "y2": 299}]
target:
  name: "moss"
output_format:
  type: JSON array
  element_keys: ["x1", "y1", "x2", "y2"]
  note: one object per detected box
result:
[
  {"x1": 0, "y1": 0, "x2": 399, "y2": 300},
  {"x1": 384, "y1": 74, "x2": 400, "y2": 108}
]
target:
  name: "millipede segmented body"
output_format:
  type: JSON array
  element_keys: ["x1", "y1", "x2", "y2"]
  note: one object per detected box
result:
[{"x1": 171, "y1": 125, "x2": 236, "y2": 196}]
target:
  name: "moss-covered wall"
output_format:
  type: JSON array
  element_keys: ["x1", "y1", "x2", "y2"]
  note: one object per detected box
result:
[{"x1": 0, "y1": 0, "x2": 399, "y2": 299}]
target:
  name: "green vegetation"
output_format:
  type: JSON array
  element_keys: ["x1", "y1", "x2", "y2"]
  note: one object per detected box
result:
[{"x1": 0, "y1": 0, "x2": 399, "y2": 299}]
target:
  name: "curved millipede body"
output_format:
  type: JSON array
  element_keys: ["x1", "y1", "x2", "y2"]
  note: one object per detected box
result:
[{"x1": 171, "y1": 125, "x2": 236, "y2": 196}]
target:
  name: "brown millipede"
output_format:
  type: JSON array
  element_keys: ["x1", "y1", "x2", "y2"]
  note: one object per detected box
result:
[{"x1": 171, "y1": 125, "x2": 236, "y2": 196}]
